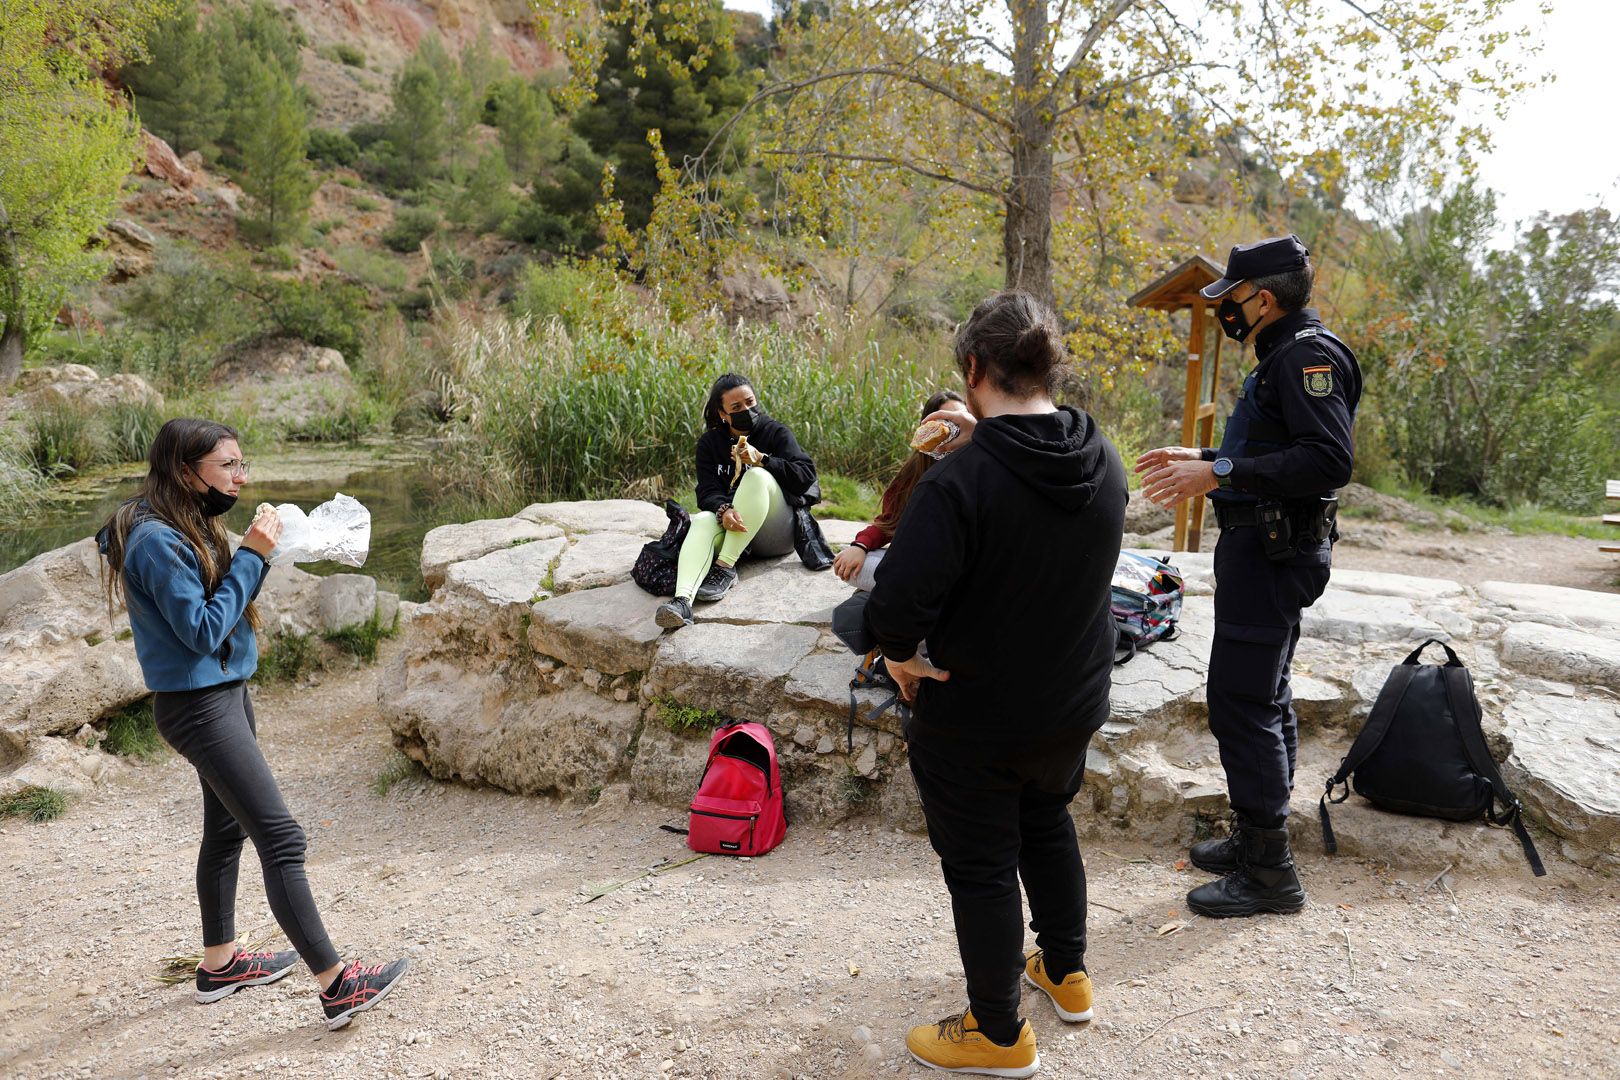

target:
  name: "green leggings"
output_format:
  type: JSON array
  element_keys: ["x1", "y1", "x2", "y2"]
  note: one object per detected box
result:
[{"x1": 675, "y1": 466, "x2": 792, "y2": 600}]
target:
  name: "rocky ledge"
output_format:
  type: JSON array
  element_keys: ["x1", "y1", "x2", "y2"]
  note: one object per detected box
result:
[
  {"x1": 383, "y1": 500, "x2": 1620, "y2": 873},
  {"x1": 0, "y1": 540, "x2": 398, "y2": 800}
]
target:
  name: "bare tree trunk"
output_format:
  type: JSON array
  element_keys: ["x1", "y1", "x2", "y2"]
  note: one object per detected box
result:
[
  {"x1": 0, "y1": 321, "x2": 21, "y2": 389},
  {"x1": 1003, "y1": 0, "x2": 1055, "y2": 306}
]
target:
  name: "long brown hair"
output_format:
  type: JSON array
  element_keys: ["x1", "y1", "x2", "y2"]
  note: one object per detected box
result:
[
  {"x1": 873, "y1": 389, "x2": 965, "y2": 536},
  {"x1": 100, "y1": 418, "x2": 260, "y2": 631}
]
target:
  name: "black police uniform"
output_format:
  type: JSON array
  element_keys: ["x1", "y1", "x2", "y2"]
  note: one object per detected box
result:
[{"x1": 1199, "y1": 239, "x2": 1363, "y2": 834}]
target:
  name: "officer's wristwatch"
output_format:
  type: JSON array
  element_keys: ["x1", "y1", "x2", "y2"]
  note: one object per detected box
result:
[{"x1": 1212, "y1": 457, "x2": 1235, "y2": 489}]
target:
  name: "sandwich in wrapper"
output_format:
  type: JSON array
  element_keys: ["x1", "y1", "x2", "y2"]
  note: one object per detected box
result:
[{"x1": 909, "y1": 418, "x2": 961, "y2": 459}]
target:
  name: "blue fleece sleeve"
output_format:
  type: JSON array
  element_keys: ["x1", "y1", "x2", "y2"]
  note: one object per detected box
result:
[{"x1": 126, "y1": 531, "x2": 268, "y2": 656}]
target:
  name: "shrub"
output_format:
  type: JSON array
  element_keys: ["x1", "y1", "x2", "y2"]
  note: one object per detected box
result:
[
  {"x1": 0, "y1": 787, "x2": 68, "y2": 822},
  {"x1": 382, "y1": 206, "x2": 439, "y2": 253},
  {"x1": 352, "y1": 195, "x2": 381, "y2": 213},
  {"x1": 324, "y1": 611, "x2": 398, "y2": 663},
  {"x1": 371, "y1": 750, "x2": 425, "y2": 796},
  {"x1": 658, "y1": 698, "x2": 727, "y2": 733},
  {"x1": 255, "y1": 632, "x2": 316, "y2": 682},
  {"x1": 101, "y1": 698, "x2": 166, "y2": 760},
  {"x1": 255, "y1": 244, "x2": 299, "y2": 270},
  {"x1": 332, "y1": 244, "x2": 409, "y2": 291},
  {"x1": 285, "y1": 395, "x2": 394, "y2": 442},
  {"x1": 249, "y1": 275, "x2": 371, "y2": 363},
  {"x1": 307, "y1": 128, "x2": 360, "y2": 168},
  {"x1": 510, "y1": 261, "x2": 602, "y2": 331},
  {"x1": 99, "y1": 400, "x2": 168, "y2": 464},
  {"x1": 25, "y1": 404, "x2": 104, "y2": 477},
  {"x1": 321, "y1": 42, "x2": 365, "y2": 67}
]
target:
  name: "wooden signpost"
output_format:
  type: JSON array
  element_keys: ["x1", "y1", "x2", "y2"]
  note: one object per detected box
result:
[{"x1": 1128, "y1": 255, "x2": 1226, "y2": 552}]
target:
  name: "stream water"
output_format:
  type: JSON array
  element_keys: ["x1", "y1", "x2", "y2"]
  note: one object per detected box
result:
[{"x1": 1, "y1": 444, "x2": 448, "y2": 601}]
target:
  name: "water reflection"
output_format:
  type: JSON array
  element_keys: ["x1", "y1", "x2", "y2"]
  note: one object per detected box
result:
[{"x1": 1, "y1": 463, "x2": 442, "y2": 601}]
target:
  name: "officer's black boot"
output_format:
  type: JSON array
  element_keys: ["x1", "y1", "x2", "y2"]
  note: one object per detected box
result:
[
  {"x1": 1188, "y1": 812, "x2": 1249, "y2": 874},
  {"x1": 1186, "y1": 825, "x2": 1306, "y2": 918}
]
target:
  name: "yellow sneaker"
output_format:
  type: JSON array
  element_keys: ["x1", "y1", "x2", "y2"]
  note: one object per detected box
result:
[
  {"x1": 1023, "y1": 949, "x2": 1093, "y2": 1022},
  {"x1": 905, "y1": 1008, "x2": 1039, "y2": 1077}
]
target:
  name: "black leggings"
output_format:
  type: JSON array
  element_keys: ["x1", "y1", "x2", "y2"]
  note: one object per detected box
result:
[
  {"x1": 907, "y1": 729, "x2": 1094, "y2": 1041},
  {"x1": 153, "y1": 681, "x2": 341, "y2": 973}
]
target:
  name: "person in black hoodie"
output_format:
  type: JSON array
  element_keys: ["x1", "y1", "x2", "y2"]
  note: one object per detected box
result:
[
  {"x1": 867, "y1": 291, "x2": 1127, "y2": 1076},
  {"x1": 655, "y1": 374, "x2": 821, "y2": 629}
]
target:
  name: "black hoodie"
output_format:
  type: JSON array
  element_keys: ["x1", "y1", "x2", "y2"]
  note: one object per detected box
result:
[
  {"x1": 866, "y1": 406, "x2": 1127, "y2": 743},
  {"x1": 693, "y1": 415, "x2": 819, "y2": 512}
]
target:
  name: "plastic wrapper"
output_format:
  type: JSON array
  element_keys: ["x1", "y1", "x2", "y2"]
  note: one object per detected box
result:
[
  {"x1": 257, "y1": 492, "x2": 371, "y2": 567},
  {"x1": 910, "y1": 418, "x2": 961, "y2": 460}
]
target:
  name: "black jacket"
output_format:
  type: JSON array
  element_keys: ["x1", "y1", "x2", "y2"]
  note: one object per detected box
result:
[
  {"x1": 694, "y1": 415, "x2": 819, "y2": 511},
  {"x1": 866, "y1": 407, "x2": 1127, "y2": 742}
]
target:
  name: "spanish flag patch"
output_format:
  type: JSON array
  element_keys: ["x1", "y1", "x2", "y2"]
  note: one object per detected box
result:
[{"x1": 1302, "y1": 365, "x2": 1333, "y2": 398}]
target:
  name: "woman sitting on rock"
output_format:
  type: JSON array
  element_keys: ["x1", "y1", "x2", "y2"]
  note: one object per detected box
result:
[
  {"x1": 832, "y1": 389, "x2": 973, "y2": 592},
  {"x1": 656, "y1": 374, "x2": 822, "y2": 629},
  {"x1": 96, "y1": 418, "x2": 408, "y2": 1030}
]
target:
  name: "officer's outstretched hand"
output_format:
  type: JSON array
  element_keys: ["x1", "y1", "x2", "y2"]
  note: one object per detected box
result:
[
  {"x1": 888, "y1": 652, "x2": 949, "y2": 703},
  {"x1": 1133, "y1": 445, "x2": 1202, "y2": 472},
  {"x1": 1137, "y1": 452, "x2": 1218, "y2": 509}
]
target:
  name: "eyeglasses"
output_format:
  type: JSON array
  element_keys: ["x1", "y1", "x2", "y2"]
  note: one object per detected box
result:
[{"x1": 196, "y1": 457, "x2": 251, "y2": 478}]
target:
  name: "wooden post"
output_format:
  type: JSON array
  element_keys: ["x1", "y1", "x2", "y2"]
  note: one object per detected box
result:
[{"x1": 1173, "y1": 307, "x2": 1204, "y2": 552}]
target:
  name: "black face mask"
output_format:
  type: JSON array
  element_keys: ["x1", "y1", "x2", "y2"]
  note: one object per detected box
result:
[
  {"x1": 729, "y1": 406, "x2": 761, "y2": 432},
  {"x1": 198, "y1": 484, "x2": 238, "y2": 517},
  {"x1": 1217, "y1": 295, "x2": 1260, "y2": 342}
]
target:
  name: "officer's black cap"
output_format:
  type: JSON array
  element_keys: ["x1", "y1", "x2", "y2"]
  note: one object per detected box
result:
[{"x1": 1200, "y1": 234, "x2": 1310, "y2": 300}]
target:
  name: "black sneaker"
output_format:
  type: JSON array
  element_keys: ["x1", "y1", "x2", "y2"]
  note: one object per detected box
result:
[
  {"x1": 655, "y1": 597, "x2": 695, "y2": 629},
  {"x1": 194, "y1": 948, "x2": 300, "y2": 1003},
  {"x1": 320, "y1": 957, "x2": 411, "y2": 1030},
  {"x1": 694, "y1": 563, "x2": 739, "y2": 602}
]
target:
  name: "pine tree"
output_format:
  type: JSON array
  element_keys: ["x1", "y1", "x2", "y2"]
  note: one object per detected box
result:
[
  {"x1": 376, "y1": 53, "x2": 447, "y2": 188},
  {"x1": 572, "y1": 0, "x2": 756, "y2": 231},
  {"x1": 121, "y1": 0, "x2": 226, "y2": 157},
  {"x1": 237, "y1": 59, "x2": 316, "y2": 245},
  {"x1": 491, "y1": 76, "x2": 560, "y2": 178},
  {"x1": 214, "y1": 1, "x2": 306, "y2": 163}
]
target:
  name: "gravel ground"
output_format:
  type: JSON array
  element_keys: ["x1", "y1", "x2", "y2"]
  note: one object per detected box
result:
[{"x1": 2, "y1": 642, "x2": 1616, "y2": 1080}]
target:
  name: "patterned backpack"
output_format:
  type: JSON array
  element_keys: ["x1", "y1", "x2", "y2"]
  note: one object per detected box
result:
[{"x1": 1112, "y1": 552, "x2": 1184, "y2": 665}]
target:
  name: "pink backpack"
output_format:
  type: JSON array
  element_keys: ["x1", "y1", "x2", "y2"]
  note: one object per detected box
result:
[{"x1": 687, "y1": 722, "x2": 787, "y2": 857}]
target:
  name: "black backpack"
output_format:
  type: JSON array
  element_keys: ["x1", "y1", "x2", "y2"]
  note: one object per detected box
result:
[
  {"x1": 1319, "y1": 639, "x2": 1544, "y2": 876},
  {"x1": 631, "y1": 500, "x2": 691, "y2": 597}
]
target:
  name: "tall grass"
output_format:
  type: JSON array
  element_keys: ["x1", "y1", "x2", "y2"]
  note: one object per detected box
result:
[
  {"x1": 0, "y1": 443, "x2": 48, "y2": 519},
  {"x1": 463, "y1": 309, "x2": 952, "y2": 505},
  {"x1": 101, "y1": 698, "x2": 166, "y2": 760},
  {"x1": 25, "y1": 404, "x2": 103, "y2": 477},
  {"x1": 0, "y1": 787, "x2": 68, "y2": 822}
]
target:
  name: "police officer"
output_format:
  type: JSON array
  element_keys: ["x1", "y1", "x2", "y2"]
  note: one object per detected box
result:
[{"x1": 1134, "y1": 235, "x2": 1362, "y2": 918}]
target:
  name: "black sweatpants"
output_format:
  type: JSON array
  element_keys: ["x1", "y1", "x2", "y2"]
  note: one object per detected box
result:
[
  {"x1": 153, "y1": 680, "x2": 341, "y2": 973},
  {"x1": 1207, "y1": 526, "x2": 1332, "y2": 828},
  {"x1": 906, "y1": 729, "x2": 1094, "y2": 1041}
]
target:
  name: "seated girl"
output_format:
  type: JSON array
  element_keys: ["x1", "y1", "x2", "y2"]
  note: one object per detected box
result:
[
  {"x1": 656, "y1": 374, "x2": 820, "y2": 629},
  {"x1": 832, "y1": 390, "x2": 972, "y2": 592}
]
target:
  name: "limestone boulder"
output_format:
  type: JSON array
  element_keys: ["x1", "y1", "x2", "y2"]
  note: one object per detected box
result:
[
  {"x1": 254, "y1": 564, "x2": 324, "y2": 638},
  {"x1": 398, "y1": 681, "x2": 640, "y2": 799},
  {"x1": 0, "y1": 640, "x2": 146, "y2": 752},
  {"x1": 1500, "y1": 623, "x2": 1620, "y2": 686},
  {"x1": 527, "y1": 582, "x2": 666, "y2": 676},
  {"x1": 707, "y1": 558, "x2": 850, "y2": 626},
  {"x1": 0, "y1": 737, "x2": 120, "y2": 801},
  {"x1": 420, "y1": 518, "x2": 562, "y2": 592},
  {"x1": 0, "y1": 539, "x2": 120, "y2": 650},
  {"x1": 630, "y1": 722, "x2": 717, "y2": 807},
  {"x1": 1327, "y1": 568, "x2": 1466, "y2": 602},
  {"x1": 644, "y1": 622, "x2": 821, "y2": 718},
  {"x1": 317, "y1": 574, "x2": 378, "y2": 633},
  {"x1": 517, "y1": 499, "x2": 667, "y2": 538},
  {"x1": 1107, "y1": 596, "x2": 1213, "y2": 735},
  {"x1": 1301, "y1": 588, "x2": 1446, "y2": 645},
  {"x1": 1479, "y1": 581, "x2": 1620, "y2": 635},
  {"x1": 818, "y1": 518, "x2": 863, "y2": 548},
  {"x1": 550, "y1": 532, "x2": 646, "y2": 594},
  {"x1": 141, "y1": 130, "x2": 194, "y2": 188},
  {"x1": 102, "y1": 219, "x2": 156, "y2": 282},
  {"x1": 1501, "y1": 693, "x2": 1620, "y2": 866},
  {"x1": 441, "y1": 537, "x2": 566, "y2": 610},
  {"x1": 21, "y1": 368, "x2": 164, "y2": 411}
]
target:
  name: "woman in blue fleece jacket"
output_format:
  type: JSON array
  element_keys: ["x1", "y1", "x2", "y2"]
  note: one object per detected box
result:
[{"x1": 98, "y1": 418, "x2": 407, "y2": 1030}]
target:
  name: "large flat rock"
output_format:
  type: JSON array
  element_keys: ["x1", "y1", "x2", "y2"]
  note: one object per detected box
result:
[
  {"x1": 420, "y1": 518, "x2": 561, "y2": 591},
  {"x1": 1500, "y1": 623, "x2": 1620, "y2": 686},
  {"x1": 441, "y1": 537, "x2": 567, "y2": 609},
  {"x1": 1326, "y1": 568, "x2": 1466, "y2": 601},
  {"x1": 1501, "y1": 693, "x2": 1620, "y2": 863},
  {"x1": 707, "y1": 559, "x2": 849, "y2": 626},
  {"x1": 0, "y1": 640, "x2": 147, "y2": 750},
  {"x1": 1108, "y1": 596, "x2": 1213, "y2": 733},
  {"x1": 551, "y1": 532, "x2": 646, "y2": 594},
  {"x1": 0, "y1": 539, "x2": 117, "y2": 649},
  {"x1": 645, "y1": 622, "x2": 821, "y2": 717},
  {"x1": 817, "y1": 518, "x2": 863, "y2": 547},
  {"x1": 527, "y1": 582, "x2": 666, "y2": 675},
  {"x1": 518, "y1": 499, "x2": 667, "y2": 538},
  {"x1": 1300, "y1": 588, "x2": 1446, "y2": 645},
  {"x1": 1480, "y1": 581, "x2": 1620, "y2": 635}
]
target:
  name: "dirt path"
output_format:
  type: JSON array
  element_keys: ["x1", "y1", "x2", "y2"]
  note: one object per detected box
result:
[{"x1": 2, "y1": 644, "x2": 1616, "y2": 1080}]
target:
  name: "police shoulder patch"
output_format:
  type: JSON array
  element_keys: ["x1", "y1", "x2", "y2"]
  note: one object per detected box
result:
[
  {"x1": 1302, "y1": 364, "x2": 1333, "y2": 398},
  {"x1": 1294, "y1": 326, "x2": 1321, "y2": 340}
]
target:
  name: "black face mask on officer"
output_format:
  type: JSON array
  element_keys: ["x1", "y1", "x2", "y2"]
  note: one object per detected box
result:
[
  {"x1": 729, "y1": 405, "x2": 761, "y2": 433},
  {"x1": 1218, "y1": 290, "x2": 1265, "y2": 343}
]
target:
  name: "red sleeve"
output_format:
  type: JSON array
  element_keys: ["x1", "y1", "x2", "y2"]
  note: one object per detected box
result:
[{"x1": 853, "y1": 476, "x2": 904, "y2": 550}]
